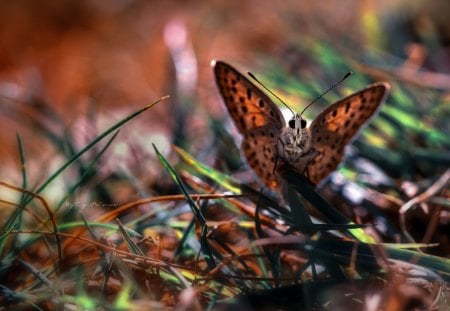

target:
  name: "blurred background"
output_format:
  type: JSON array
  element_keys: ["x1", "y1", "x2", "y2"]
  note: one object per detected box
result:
[
  {"x1": 0, "y1": 0, "x2": 449, "y2": 198},
  {"x1": 1, "y1": 1, "x2": 449, "y2": 309}
]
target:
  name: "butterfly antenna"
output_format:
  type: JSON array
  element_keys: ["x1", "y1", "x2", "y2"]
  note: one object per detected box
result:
[
  {"x1": 300, "y1": 71, "x2": 353, "y2": 116},
  {"x1": 248, "y1": 71, "x2": 296, "y2": 117}
]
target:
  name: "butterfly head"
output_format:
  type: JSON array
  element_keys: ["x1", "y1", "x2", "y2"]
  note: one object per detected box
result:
[{"x1": 288, "y1": 114, "x2": 307, "y2": 131}]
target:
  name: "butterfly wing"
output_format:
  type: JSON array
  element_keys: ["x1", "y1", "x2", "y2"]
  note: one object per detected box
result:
[
  {"x1": 307, "y1": 82, "x2": 390, "y2": 184},
  {"x1": 242, "y1": 127, "x2": 281, "y2": 189},
  {"x1": 213, "y1": 60, "x2": 286, "y2": 133},
  {"x1": 214, "y1": 60, "x2": 286, "y2": 188}
]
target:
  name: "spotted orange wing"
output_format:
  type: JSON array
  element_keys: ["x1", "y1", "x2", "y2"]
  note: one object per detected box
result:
[
  {"x1": 307, "y1": 83, "x2": 390, "y2": 184},
  {"x1": 213, "y1": 60, "x2": 285, "y2": 188},
  {"x1": 213, "y1": 60, "x2": 285, "y2": 133},
  {"x1": 241, "y1": 127, "x2": 281, "y2": 188}
]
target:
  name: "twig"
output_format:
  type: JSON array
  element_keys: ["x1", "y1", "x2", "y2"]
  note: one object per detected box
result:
[{"x1": 399, "y1": 169, "x2": 450, "y2": 242}]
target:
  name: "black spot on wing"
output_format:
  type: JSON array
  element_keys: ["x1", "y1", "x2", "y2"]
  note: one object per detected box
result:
[
  {"x1": 239, "y1": 117, "x2": 246, "y2": 131},
  {"x1": 345, "y1": 101, "x2": 351, "y2": 113}
]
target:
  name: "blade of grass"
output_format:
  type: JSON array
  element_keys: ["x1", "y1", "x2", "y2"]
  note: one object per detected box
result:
[
  {"x1": 30, "y1": 96, "x2": 167, "y2": 204},
  {"x1": 153, "y1": 144, "x2": 216, "y2": 269},
  {"x1": 174, "y1": 217, "x2": 197, "y2": 258},
  {"x1": 0, "y1": 182, "x2": 63, "y2": 265},
  {"x1": 154, "y1": 145, "x2": 206, "y2": 225},
  {"x1": 1, "y1": 98, "x2": 166, "y2": 262},
  {"x1": 287, "y1": 186, "x2": 314, "y2": 233},
  {"x1": 116, "y1": 219, "x2": 144, "y2": 256},
  {"x1": 173, "y1": 146, "x2": 241, "y2": 193},
  {"x1": 17, "y1": 259, "x2": 54, "y2": 291},
  {"x1": 54, "y1": 131, "x2": 120, "y2": 213},
  {"x1": 254, "y1": 191, "x2": 281, "y2": 286},
  {"x1": 0, "y1": 134, "x2": 28, "y2": 255},
  {"x1": 16, "y1": 133, "x2": 27, "y2": 191},
  {"x1": 314, "y1": 238, "x2": 450, "y2": 281},
  {"x1": 280, "y1": 166, "x2": 376, "y2": 243}
]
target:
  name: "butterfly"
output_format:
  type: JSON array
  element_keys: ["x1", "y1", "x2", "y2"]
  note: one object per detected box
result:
[{"x1": 212, "y1": 60, "x2": 390, "y2": 189}]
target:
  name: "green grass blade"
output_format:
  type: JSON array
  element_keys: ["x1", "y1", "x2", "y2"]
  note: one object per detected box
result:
[
  {"x1": 174, "y1": 146, "x2": 241, "y2": 193},
  {"x1": 54, "y1": 131, "x2": 120, "y2": 213},
  {"x1": 33, "y1": 96, "x2": 167, "y2": 200},
  {"x1": 153, "y1": 144, "x2": 216, "y2": 269}
]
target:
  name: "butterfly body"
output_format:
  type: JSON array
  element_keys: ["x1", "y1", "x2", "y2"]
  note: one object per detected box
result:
[
  {"x1": 278, "y1": 114, "x2": 312, "y2": 164},
  {"x1": 212, "y1": 60, "x2": 390, "y2": 189}
]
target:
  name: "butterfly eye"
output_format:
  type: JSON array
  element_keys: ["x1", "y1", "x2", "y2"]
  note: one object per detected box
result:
[
  {"x1": 301, "y1": 119, "x2": 307, "y2": 129},
  {"x1": 288, "y1": 119, "x2": 296, "y2": 129}
]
